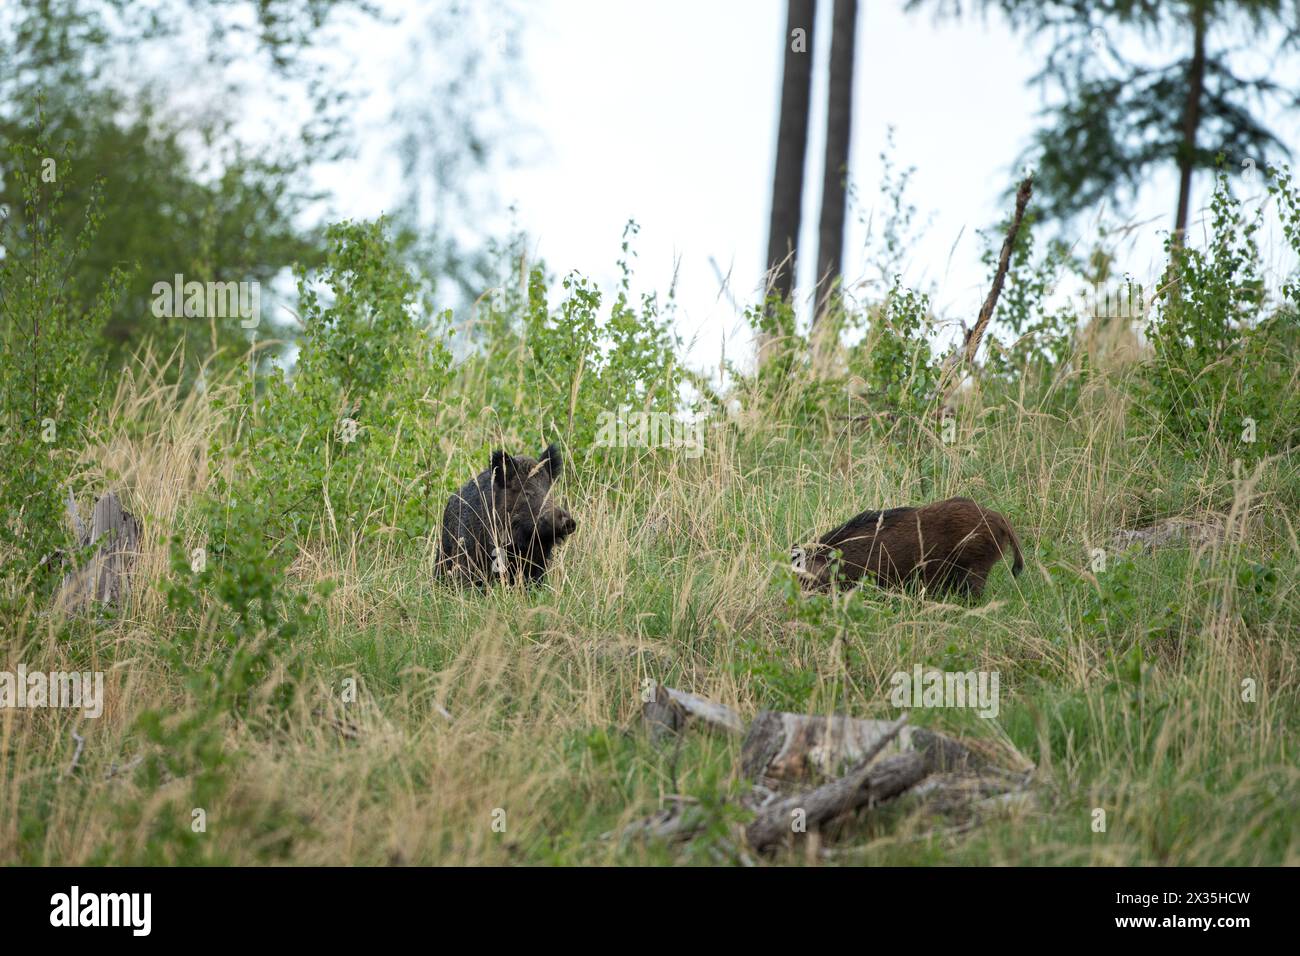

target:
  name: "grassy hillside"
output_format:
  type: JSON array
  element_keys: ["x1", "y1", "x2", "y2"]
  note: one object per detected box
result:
[
  {"x1": 2, "y1": 167, "x2": 1298, "y2": 866},
  {"x1": 3, "y1": 348, "x2": 1297, "y2": 865}
]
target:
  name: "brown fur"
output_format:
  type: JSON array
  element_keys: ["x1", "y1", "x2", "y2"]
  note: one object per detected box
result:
[{"x1": 799, "y1": 497, "x2": 1024, "y2": 598}]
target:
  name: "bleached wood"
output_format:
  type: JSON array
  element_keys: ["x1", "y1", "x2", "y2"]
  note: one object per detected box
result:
[{"x1": 57, "y1": 491, "x2": 141, "y2": 612}]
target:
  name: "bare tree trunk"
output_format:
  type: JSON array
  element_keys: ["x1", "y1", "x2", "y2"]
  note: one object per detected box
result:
[
  {"x1": 935, "y1": 176, "x2": 1033, "y2": 412},
  {"x1": 762, "y1": 0, "x2": 818, "y2": 365},
  {"x1": 1172, "y1": 1, "x2": 1207, "y2": 246},
  {"x1": 813, "y1": 0, "x2": 857, "y2": 326}
]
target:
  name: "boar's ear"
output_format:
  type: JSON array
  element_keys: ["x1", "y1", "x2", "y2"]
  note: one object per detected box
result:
[
  {"x1": 541, "y1": 442, "x2": 563, "y2": 481},
  {"x1": 490, "y1": 450, "x2": 514, "y2": 487}
]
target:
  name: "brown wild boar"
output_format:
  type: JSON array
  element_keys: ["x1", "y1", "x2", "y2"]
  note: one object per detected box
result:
[
  {"x1": 798, "y1": 496, "x2": 1024, "y2": 598},
  {"x1": 438, "y1": 443, "x2": 577, "y2": 586}
]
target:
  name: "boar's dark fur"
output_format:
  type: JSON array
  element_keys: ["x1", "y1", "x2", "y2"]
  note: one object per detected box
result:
[
  {"x1": 439, "y1": 443, "x2": 576, "y2": 586},
  {"x1": 800, "y1": 496, "x2": 1024, "y2": 598}
]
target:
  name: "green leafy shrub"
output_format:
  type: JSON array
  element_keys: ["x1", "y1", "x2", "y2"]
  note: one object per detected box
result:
[
  {"x1": 469, "y1": 221, "x2": 685, "y2": 456},
  {"x1": 738, "y1": 295, "x2": 845, "y2": 427},
  {"x1": 0, "y1": 129, "x2": 130, "y2": 606},
  {"x1": 215, "y1": 218, "x2": 454, "y2": 547},
  {"x1": 846, "y1": 282, "x2": 942, "y2": 424},
  {"x1": 1141, "y1": 165, "x2": 1300, "y2": 457}
]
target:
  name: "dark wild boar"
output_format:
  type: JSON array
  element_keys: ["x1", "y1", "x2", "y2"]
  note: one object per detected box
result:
[
  {"x1": 798, "y1": 496, "x2": 1024, "y2": 598},
  {"x1": 439, "y1": 443, "x2": 577, "y2": 586}
]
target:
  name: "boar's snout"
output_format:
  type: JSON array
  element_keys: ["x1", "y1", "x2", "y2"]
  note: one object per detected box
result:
[{"x1": 556, "y1": 507, "x2": 577, "y2": 539}]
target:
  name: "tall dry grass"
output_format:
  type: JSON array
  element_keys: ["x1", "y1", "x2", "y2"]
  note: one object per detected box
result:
[{"x1": 1, "y1": 327, "x2": 1297, "y2": 866}]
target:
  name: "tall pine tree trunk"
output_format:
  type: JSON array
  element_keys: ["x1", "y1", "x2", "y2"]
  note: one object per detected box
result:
[
  {"x1": 814, "y1": 0, "x2": 857, "y2": 326},
  {"x1": 764, "y1": 0, "x2": 817, "y2": 318},
  {"x1": 1173, "y1": 1, "x2": 1207, "y2": 246}
]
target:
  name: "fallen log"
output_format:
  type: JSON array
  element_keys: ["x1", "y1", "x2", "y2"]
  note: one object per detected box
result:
[
  {"x1": 1110, "y1": 516, "x2": 1227, "y2": 553},
  {"x1": 746, "y1": 751, "x2": 929, "y2": 853},
  {"x1": 746, "y1": 748, "x2": 927, "y2": 852},
  {"x1": 625, "y1": 693, "x2": 1035, "y2": 853},
  {"x1": 642, "y1": 683, "x2": 745, "y2": 742},
  {"x1": 612, "y1": 797, "x2": 705, "y2": 845},
  {"x1": 904, "y1": 770, "x2": 1032, "y2": 814}
]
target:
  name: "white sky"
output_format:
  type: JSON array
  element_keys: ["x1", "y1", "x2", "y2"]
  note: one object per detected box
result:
[{"x1": 309, "y1": 0, "x2": 1300, "y2": 380}]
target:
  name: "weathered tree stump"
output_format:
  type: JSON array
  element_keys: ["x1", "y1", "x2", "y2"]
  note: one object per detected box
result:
[
  {"x1": 741, "y1": 710, "x2": 989, "y2": 786},
  {"x1": 56, "y1": 491, "x2": 141, "y2": 613}
]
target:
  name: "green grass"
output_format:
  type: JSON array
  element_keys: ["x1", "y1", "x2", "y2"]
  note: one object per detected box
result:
[{"x1": 1, "y1": 346, "x2": 1297, "y2": 867}]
